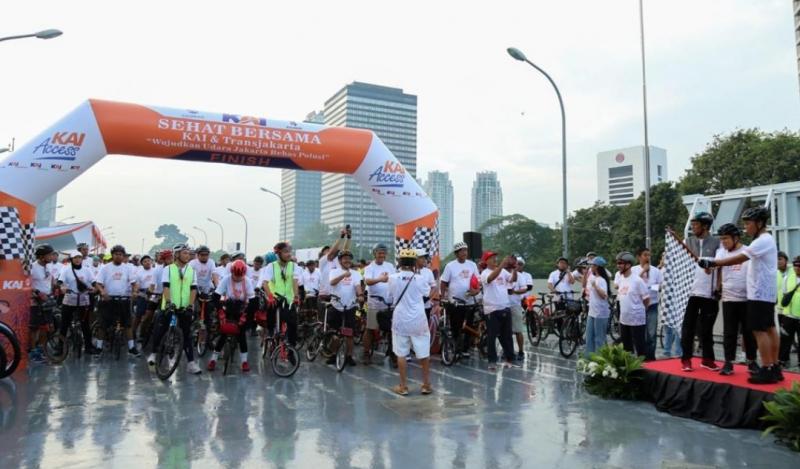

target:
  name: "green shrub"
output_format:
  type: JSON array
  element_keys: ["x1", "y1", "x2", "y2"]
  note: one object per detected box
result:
[
  {"x1": 762, "y1": 382, "x2": 800, "y2": 452},
  {"x1": 577, "y1": 344, "x2": 645, "y2": 400}
]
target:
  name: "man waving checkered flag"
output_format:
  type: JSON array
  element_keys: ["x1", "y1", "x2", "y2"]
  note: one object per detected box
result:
[{"x1": 661, "y1": 229, "x2": 695, "y2": 330}]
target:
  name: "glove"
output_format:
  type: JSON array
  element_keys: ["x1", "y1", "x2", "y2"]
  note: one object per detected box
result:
[
  {"x1": 267, "y1": 294, "x2": 277, "y2": 307},
  {"x1": 697, "y1": 259, "x2": 716, "y2": 269},
  {"x1": 292, "y1": 297, "x2": 300, "y2": 305}
]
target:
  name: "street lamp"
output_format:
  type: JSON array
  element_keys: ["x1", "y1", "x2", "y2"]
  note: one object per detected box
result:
[
  {"x1": 507, "y1": 46, "x2": 568, "y2": 258},
  {"x1": 193, "y1": 226, "x2": 208, "y2": 246},
  {"x1": 0, "y1": 29, "x2": 63, "y2": 43},
  {"x1": 260, "y1": 187, "x2": 287, "y2": 242},
  {"x1": 638, "y1": 0, "x2": 652, "y2": 249},
  {"x1": 188, "y1": 233, "x2": 197, "y2": 246},
  {"x1": 227, "y1": 208, "x2": 248, "y2": 256},
  {"x1": 207, "y1": 217, "x2": 225, "y2": 251}
]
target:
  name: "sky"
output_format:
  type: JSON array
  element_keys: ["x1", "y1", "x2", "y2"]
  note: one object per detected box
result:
[{"x1": 2, "y1": 0, "x2": 799, "y2": 256}]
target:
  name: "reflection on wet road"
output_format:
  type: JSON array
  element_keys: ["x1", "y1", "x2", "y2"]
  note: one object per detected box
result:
[{"x1": 0, "y1": 339, "x2": 796, "y2": 468}]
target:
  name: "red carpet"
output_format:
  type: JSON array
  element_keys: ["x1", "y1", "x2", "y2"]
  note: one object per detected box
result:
[{"x1": 644, "y1": 358, "x2": 800, "y2": 393}]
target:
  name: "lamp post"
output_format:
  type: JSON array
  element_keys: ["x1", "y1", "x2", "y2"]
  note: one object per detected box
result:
[
  {"x1": 260, "y1": 187, "x2": 287, "y2": 242},
  {"x1": 193, "y1": 226, "x2": 208, "y2": 246},
  {"x1": 0, "y1": 29, "x2": 63, "y2": 43},
  {"x1": 188, "y1": 233, "x2": 197, "y2": 246},
  {"x1": 507, "y1": 46, "x2": 568, "y2": 258},
  {"x1": 227, "y1": 208, "x2": 248, "y2": 255},
  {"x1": 639, "y1": 0, "x2": 652, "y2": 249},
  {"x1": 207, "y1": 217, "x2": 224, "y2": 251}
]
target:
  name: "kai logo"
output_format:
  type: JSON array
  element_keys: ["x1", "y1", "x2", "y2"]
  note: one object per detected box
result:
[
  {"x1": 222, "y1": 114, "x2": 268, "y2": 126},
  {"x1": 368, "y1": 161, "x2": 406, "y2": 188},
  {"x1": 33, "y1": 131, "x2": 86, "y2": 161},
  {"x1": 2, "y1": 280, "x2": 24, "y2": 290}
]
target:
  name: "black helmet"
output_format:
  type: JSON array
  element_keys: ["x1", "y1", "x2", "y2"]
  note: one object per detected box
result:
[
  {"x1": 716, "y1": 223, "x2": 741, "y2": 237},
  {"x1": 337, "y1": 250, "x2": 354, "y2": 260},
  {"x1": 690, "y1": 212, "x2": 714, "y2": 227},
  {"x1": 76, "y1": 242, "x2": 89, "y2": 250},
  {"x1": 372, "y1": 243, "x2": 388, "y2": 254},
  {"x1": 742, "y1": 206, "x2": 769, "y2": 223},
  {"x1": 196, "y1": 245, "x2": 210, "y2": 254},
  {"x1": 615, "y1": 251, "x2": 636, "y2": 265},
  {"x1": 35, "y1": 244, "x2": 55, "y2": 258},
  {"x1": 110, "y1": 244, "x2": 126, "y2": 255}
]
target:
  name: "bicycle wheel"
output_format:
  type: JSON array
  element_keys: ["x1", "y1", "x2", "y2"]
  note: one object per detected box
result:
[
  {"x1": 335, "y1": 336, "x2": 346, "y2": 372},
  {"x1": 558, "y1": 317, "x2": 578, "y2": 358},
  {"x1": 478, "y1": 323, "x2": 488, "y2": 360},
  {"x1": 353, "y1": 315, "x2": 364, "y2": 345},
  {"x1": 193, "y1": 322, "x2": 208, "y2": 357},
  {"x1": 0, "y1": 322, "x2": 22, "y2": 378},
  {"x1": 113, "y1": 329, "x2": 123, "y2": 361},
  {"x1": 222, "y1": 338, "x2": 233, "y2": 376},
  {"x1": 526, "y1": 309, "x2": 542, "y2": 346},
  {"x1": 441, "y1": 334, "x2": 456, "y2": 366},
  {"x1": 609, "y1": 309, "x2": 622, "y2": 343},
  {"x1": 539, "y1": 308, "x2": 552, "y2": 342},
  {"x1": 321, "y1": 332, "x2": 336, "y2": 359},
  {"x1": 0, "y1": 347, "x2": 5, "y2": 378},
  {"x1": 271, "y1": 343, "x2": 300, "y2": 377},
  {"x1": 305, "y1": 328, "x2": 322, "y2": 362},
  {"x1": 73, "y1": 327, "x2": 84, "y2": 360},
  {"x1": 156, "y1": 327, "x2": 183, "y2": 380},
  {"x1": 44, "y1": 332, "x2": 68, "y2": 364}
]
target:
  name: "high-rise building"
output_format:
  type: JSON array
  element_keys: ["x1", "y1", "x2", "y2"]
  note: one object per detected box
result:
[
  {"x1": 423, "y1": 171, "x2": 454, "y2": 254},
  {"x1": 320, "y1": 82, "x2": 417, "y2": 257},
  {"x1": 36, "y1": 193, "x2": 58, "y2": 227},
  {"x1": 596, "y1": 145, "x2": 668, "y2": 206},
  {"x1": 279, "y1": 111, "x2": 324, "y2": 245},
  {"x1": 795, "y1": 1, "x2": 800, "y2": 90},
  {"x1": 471, "y1": 171, "x2": 503, "y2": 235}
]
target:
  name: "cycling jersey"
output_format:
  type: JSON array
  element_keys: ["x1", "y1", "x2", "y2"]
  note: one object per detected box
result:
[
  {"x1": 329, "y1": 267, "x2": 362, "y2": 310},
  {"x1": 31, "y1": 262, "x2": 53, "y2": 295},
  {"x1": 96, "y1": 262, "x2": 136, "y2": 297},
  {"x1": 302, "y1": 269, "x2": 321, "y2": 296},
  {"x1": 189, "y1": 258, "x2": 217, "y2": 293},
  {"x1": 215, "y1": 275, "x2": 256, "y2": 301}
]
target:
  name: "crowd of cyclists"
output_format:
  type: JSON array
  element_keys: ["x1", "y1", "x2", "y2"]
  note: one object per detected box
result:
[{"x1": 13, "y1": 205, "x2": 800, "y2": 391}]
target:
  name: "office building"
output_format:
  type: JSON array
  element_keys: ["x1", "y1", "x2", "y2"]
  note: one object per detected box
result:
[
  {"x1": 319, "y1": 82, "x2": 417, "y2": 256},
  {"x1": 795, "y1": 1, "x2": 800, "y2": 90},
  {"x1": 423, "y1": 171, "x2": 454, "y2": 254},
  {"x1": 596, "y1": 145, "x2": 668, "y2": 206},
  {"x1": 471, "y1": 171, "x2": 503, "y2": 235}
]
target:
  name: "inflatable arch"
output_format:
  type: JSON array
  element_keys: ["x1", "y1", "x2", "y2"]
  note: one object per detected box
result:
[{"x1": 0, "y1": 100, "x2": 439, "y2": 361}]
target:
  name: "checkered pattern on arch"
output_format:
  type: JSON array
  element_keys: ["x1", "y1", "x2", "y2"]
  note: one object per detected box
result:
[
  {"x1": 661, "y1": 230, "x2": 694, "y2": 330},
  {"x1": 395, "y1": 220, "x2": 440, "y2": 257},
  {"x1": 0, "y1": 206, "x2": 36, "y2": 273}
]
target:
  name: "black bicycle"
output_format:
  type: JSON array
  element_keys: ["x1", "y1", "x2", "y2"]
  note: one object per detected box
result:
[
  {"x1": 437, "y1": 300, "x2": 457, "y2": 366},
  {"x1": 45, "y1": 306, "x2": 88, "y2": 364},
  {"x1": 155, "y1": 306, "x2": 185, "y2": 381},
  {"x1": 0, "y1": 320, "x2": 21, "y2": 378},
  {"x1": 261, "y1": 296, "x2": 300, "y2": 378}
]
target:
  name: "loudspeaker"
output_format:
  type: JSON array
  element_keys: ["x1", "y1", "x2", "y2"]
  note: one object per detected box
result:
[{"x1": 463, "y1": 232, "x2": 482, "y2": 261}]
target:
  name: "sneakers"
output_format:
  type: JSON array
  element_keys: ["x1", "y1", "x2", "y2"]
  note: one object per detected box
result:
[
  {"x1": 128, "y1": 347, "x2": 141, "y2": 358},
  {"x1": 207, "y1": 360, "x2": 217, "y2": 371},
  {"x1": 681, "y1": 359, "x2": 693, "y2": 371},
  {"x1": 748, "y1": 366, "x2": 778, "y2": 385},
  {"x1": 774, "y1": 364, "x2": 785, "y2": 382},
  {"x1": 488, "y1": 363, "x2": 497, "y2": 372},
  {"x1": 186, "y1": 361, "x2": 202, "y2": 375},
  {"x1": 392, "y1": 385, "x2": 409, "y2": 396},
  {"x1": 516, "y1": 352, "x2": 525, "y2": 361},
  {"x1": 241, "y1": 361, "x2": 250, "y2": 373},
  {"x1": 420, "y1": 384, "x2": 433, "y2": 395},
  {"x1": 85, "y1": 345, "x2": 101, "y2": 356},
  {"x1": 147, "y1": 353, "x2": 156, "y2": 366},
  {"x1": 700, "y1": 360, "x2": 720, "y2": 372},
  {"x1": 460, "y1": 351, "x2": 471, "y2": 359},
  {"x1": 747, "y1": 361, "x2": 760, "y2": 374},
  {"x1": 504, "y1": 360, "x2": 521, "y2": 368},
  {"x1": 719, "y1": 362, "x2": 734, "y2": 376},
  {"x1": 345, "y1": 356, "x2": 357, "y2": 367}
]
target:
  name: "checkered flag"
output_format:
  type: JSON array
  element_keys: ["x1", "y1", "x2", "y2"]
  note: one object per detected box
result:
[
  {"x1": 661, "y1": 230, "x2": 695, "y2": 330},
  {"x1": 0, "y1": 206, "x2": 36, "y2": 273},
  {"x1": 395, "y1": 220, "x2": 440, "y2": 257}
]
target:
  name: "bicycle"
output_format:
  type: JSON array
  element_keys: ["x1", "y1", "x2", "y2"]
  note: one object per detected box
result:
[
  {"x1": 137, "y1": 292, "x2": 161, "y2": 350},
  {"x1": 437, "y1": 300, "x2": 457, "y2": 366},
  {"x1": 558, "y1": 306, "x2": 586, "y2": 358},
  {"x1": 261, "y1": 296, "x2": 300, "y2": 378},
  {"x1": 0, "y1": 320, "x2": 22, "y2": 378},
  {"x1": 453, "y1": 298, "x2": 487, "y2": 359},
  {"x1": 607, "y1": 295, "x2": 622, "y2": 343},
  {"x1": 320, "y1": 295, "x2": 355, "y2": 372},
  {"x1": 155, "y1": 306, "x2": 186, "y2": 381},
  {"x1": 524, "y1": 295, "x2": 543, "y2": 346},
  {"x1": 216, "y1": 302, "x2": 246, "y2": 375},
  {"x1": 45, "y1": 306, "x2": 87, "y2": 364},
  {"x1": 192, "y1": 293, "x2": 213, "y2": 357},
  {"x1": 369, "y1": 295, "x2": 397, "y2": 368}
]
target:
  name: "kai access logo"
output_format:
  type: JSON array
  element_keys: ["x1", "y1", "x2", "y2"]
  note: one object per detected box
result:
[
  {"x1": 33, "y1": 131, "x2": 86, "y2": 161},
  {"x1": 222, "y1": 114, "x2": 268, "y2": 126},
  {"x1": 368, "y1": 161, "x2": 406, "y2": 188}
]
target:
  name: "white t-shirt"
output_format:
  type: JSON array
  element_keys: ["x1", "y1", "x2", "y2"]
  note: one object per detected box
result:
[
  {"x1": 152, "y1": 264, "x2": 167, "y2": 294},
  {"x1": 31, "y1": 262, "x2": 53, "y2": 295},
  {"x1": 364, "y1": 261, "x2": 395, "y2": 300},
  {"x1": 440, "y1": 259, "x2": 480, "y2": 304},
  {"x1": 419, "y1": 266, "x2": 437, "y2": 309},
  {"x1": 189, "y1": 259, "x2": 217, "y2": 293},
  {"x1": 302, "y1": 269, "x2": 321, "y2": 296},
  {"x1": 519, "y1": 272, "x2": 534, "y2": 299},
  {"x1": 743, "y1": 232, "x2": 777, "y2": 303},
  {"x1": 58, "y1": 265, "x2": 94, "y2": 307},
  {"x1": 96, "y1": 262, "x2": 137, "y2": 297},
  {"x1": 509, "y1": 271, "x2": 531, "y2": 304},
  {"x1": 328, "y1": 267, "x2": 362, "y2": 310},
  {"x1": 212, "y1": 264, "x2": 227, "y2": 285},
  {"x1": 48, "y1": 262, "x2": 63, "y2": 283},
  {"x1": 81, "y1": 258, "x2": 94, "y2": 271},
  {"x1": 389, "y1": 270, "x2": 430, "y2": 337},
  {"x1": 215, "y1": 275, "x2": 256, "y2": 302},
  {"x1": 716, "y1": 246, "x2": 748, "y2": 302},
  {"x1": 548, "y1": 269, "x2": 574, "y2": 299},
  {"x1": 616, "y1": 272, "x2": 649, "y2": 326},
  {"x1": 587, "y1": 276, "x2": 610, "y2": 318},
  {"x1": 136, "y1": 267, "x2": 157, "y2": 293},
  {"x1": 318, "y1": 256, "x2": 340, "y2": 296},
  {"x1": 692, "y1": 238, "x2": 716, "y2": 299},
  {"x1": 481, "y1": 269, "x2": 514, "y2": 314},
  {"x1": 631, "y1": 264, "x2": 663, "y2": 305}
]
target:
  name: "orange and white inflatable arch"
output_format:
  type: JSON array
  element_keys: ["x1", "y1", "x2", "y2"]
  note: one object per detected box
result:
[{"x1": 0, "y1": 100, "x2": 439, "y2": 363}]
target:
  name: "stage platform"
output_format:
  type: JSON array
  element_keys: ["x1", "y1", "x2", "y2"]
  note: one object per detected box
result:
[{"x1": 642, "y1": 358, "x2": 800, "y2": 429}]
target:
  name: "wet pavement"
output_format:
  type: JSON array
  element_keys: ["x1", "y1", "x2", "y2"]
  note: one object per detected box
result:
[{"x1": 1, "y1": 338, "x2": 797, "y2": 469}]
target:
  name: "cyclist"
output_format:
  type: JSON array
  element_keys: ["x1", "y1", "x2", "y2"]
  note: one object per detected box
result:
[
  {"x1": 415, "y1": 250, "x2": 439, "y2": 320},
  {"x1": 301, "y1": 259, "x2": 320, "y2": 309},
  {"x1": 76, "y1": 243, "x2": 93, "y2": 270},
  {"x1": 777, "y1": 252, "x2": 797, "y2": 368},
  {"x1": 714, "y1": 223, "x2": 757, "y2": 375},
  {"x1": 363, "y1": 243, "x2": 395, "y2": 364},
  {"x1": 390, "y1": 248, "x2": 433, "y2": 395},
  {"x1": 318, "y1": 226, "x2": 351, "y2": 317},
  {"x1": 132, "y1": 254, "x2": 157, "y2": 344},
  {"x1": 680, "y1": 211, "x2": 721, "y2": 372},
  {"x1": 148, "y1": 243, "x2": 202, "y2": 375},
  {"x1": 189, "y1": 245, "x2": 217, "y2": 328},
  {"x1": 615, "y1": 252, "x2": 650, "y2": 357},
  {"x1": 481, "y1": 251, "x2": 519, "y2": 370},
  {"x1": 57, "y1": 250, "x2": 99, "y2": 355},
  {"x1": 631, "y1": 247, "x2": 663, "y2": 361},
  {"x1": 30, "y1": 244, "x2": 57, "y2": 363},
  {"x1": 213, "y1": 252, "x2": 231, "y2": 287},
  {"x1": 208, "y1": 260, "x2": 256, "y2": 372},
  {"x1": 510, "y1": 257, "x2": 533, "y2": 360},
  {"x1": 440, "y1": 242, "x2": 481, "y2": 358},
  {"x1": 547, "y1": 257, "x2": 575, "y2": 301},
  {"x1": 328, "y1": 250, "x2": 364, "y2": 366},
  {"x1": 94, "y1": 245, "x2": 140, "y2": 357},
  {"x1": 249, "y1": 255, "x2": 265, "y2": 288},
  {"x1": 261, "y1": 242, "x2": 301, "y2": 347}
]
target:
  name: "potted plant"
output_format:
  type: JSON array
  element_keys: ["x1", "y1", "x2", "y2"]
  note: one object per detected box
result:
[
  {"x1": 577, "y1": 344, "x2": 645, "y2": 400},
  {"x1": 762, "y1": 382, "x2": 800, "y2": 452}
]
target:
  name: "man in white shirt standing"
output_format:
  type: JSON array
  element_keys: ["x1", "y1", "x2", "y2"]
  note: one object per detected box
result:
[
  {"x1": 615, "y1": 252, "x2": 651, "y2": 358},
  {"x1": 510, "y1": 258, "x2": 533, "y2": 361},
  {"x1": 440, "y1": 242, "x2": 481, "y2": 358},
  {"x1": 29, "y1": 244, "x2": 57, "y2": 363},
  {"x1": 328, "y1": 250, "x2": 364, "y2": 367},
  {"x1": 480, "y1": 251, "x2": 520, "y2": 371},
  {"x1": 95, "y1": 245, "x2": 139, "y2": 357},
  {"x1": 363, "y1": 243, "x2": 395, "y2": 364},
  {"x1": 701, "y1": 207, "x2": 781, "y2": 384},
  {"x1": 301, "y1": 259, "x2": 321, "y2": 315},
  {"x1": 547, "y1": 257, "x2": 575, "y2": 301},
  {"x1": 632, "y1": 248, "x2": 663, "y2": 361},
  {"x1": 415, "y1": 249, "x2": 438, "y2": 319},
  {"x1": 132, "y1": 254, "x2": 157, "y2": 344},
  {"x1": 318, "y1": 226, "x2": 350, "y2": 315}
]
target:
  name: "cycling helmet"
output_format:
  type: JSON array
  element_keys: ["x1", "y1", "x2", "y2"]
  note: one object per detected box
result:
[
  {"x1": 158, "y1": 249, "x2": 173, "y2": 261},
  {"x1": 742, "y1": 206, "x2": 769, "y2": 223},
  {"x1": 337, "y1": 250, "x2": 354, "y2": 260},
  {"x1": 35, "y1": 244, "x2": 55, "y2": 258},
  {"x1": 76, "y1": 242, "x2": 89, "y2": 250},
  {"x1": 230, "y1": 259, "x2": 247, "y2": 277},
  {"x1": 264, "y1": 252, "x2": 278, "y2": 264},
  {"x1": 196, "y1": 245, "x2": 210, "y2": 254},
  {"x1": 231, "y1": 250, "x2": 245, "y2": 260},
  {"x1": 372, "y1": 243, "x2": 388, "y2": 254},
  {"x1": 516, "y1": 256, "x2": 526, "y2": 265},
  {"x1": 132, "y1": 255, "x2": 141, "y2": 262},
  {"x1": 585, "y1": 251, "x2": 597, "y2": 258},
  {"x1": 690, "y1": 212, "x2": 714, "y2": 227},
  {"x1": 110, "y1": 244, "x2": 126, "y2": 255},
  {"x1": 453, "y1": 241, "x2": 468, "y2": 253},
  {"x1": 103, "y1": 253, "x2": 113, "y2": 261},
  {"x1": 172, "y1": 243, "x2": 189, "y2": 253},
  {"x1": 716, "y1": 223, "x2": 741, "y2": 237},
  {"x1": 590, "y1": 256, "x2": 607, "y2": 267},
  {"x1": 615, "y1": 252, "x2": 636, "y2": 265},
  {"x1": 140, "y1": 254, "x2": 152, "y2": 263}
]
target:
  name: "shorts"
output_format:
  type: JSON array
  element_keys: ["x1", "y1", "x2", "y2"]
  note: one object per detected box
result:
[
  {"x1": 135, "y1": 296, "x2": 149, "y2": 318},
  {"x1": 326, "y1": 306, "x2": 356, "y2": 330},
  {"x1": 510, "y1": 303, "x2": 525, "y2": 334},
  {"x1": 366, "y1": 297, "x2": 386, "y2": 330},
  {"x1": 29, "y1": 304, "x2": 48, "y2": 328},
  {"x1": 747, "y1": 300, "x2": 776, "y2": 332},
  {"x1": 392, "y1": 332, "x2": 431, "y2": 359},
  {"x1": 101, "y1": 299, "x2": 132, "y2": 329}
]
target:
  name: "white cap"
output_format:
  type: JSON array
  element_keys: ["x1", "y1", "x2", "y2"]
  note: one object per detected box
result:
[
  {"x1": 69, "y1": 250, "x2": 83, "y2": 259},
  {"x1": 415, "y1": 248, "x2": 428, "y2": 257},
  {"x1": 516, "y1": 256, "x2": 526, "y2": 265}
]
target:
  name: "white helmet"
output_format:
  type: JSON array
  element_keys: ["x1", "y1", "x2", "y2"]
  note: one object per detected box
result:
[
  {"x1": 453, "y1": 242, "x2": 468, "y2": 253},
  {"x1": 516, "y1": 256, "x2": 525, "y2": 265}
]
